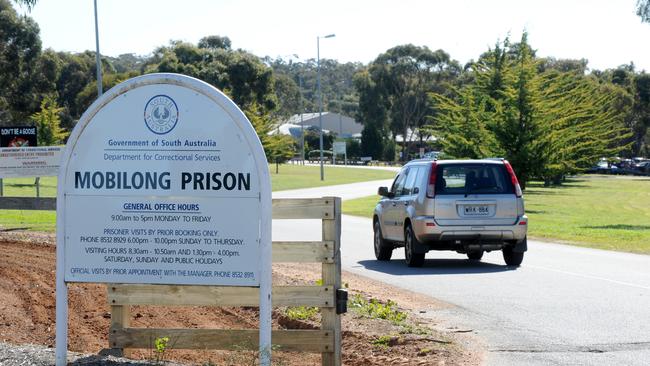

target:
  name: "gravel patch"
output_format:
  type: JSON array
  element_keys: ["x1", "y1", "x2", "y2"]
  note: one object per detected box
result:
[{"x1": 0, "y1": 342, "x2": 183, "y2": 366}]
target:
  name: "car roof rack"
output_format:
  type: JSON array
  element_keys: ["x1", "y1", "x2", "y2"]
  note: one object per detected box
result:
[
  {"x1": 409, "y1": 157, "x2": 438, "y2": 163},
  {"x1": 483, "y1": 157, "x2": 505, "y2": 161}
]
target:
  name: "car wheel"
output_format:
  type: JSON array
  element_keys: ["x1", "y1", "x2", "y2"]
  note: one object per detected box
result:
[
  {"x1": 404, "y1": 224, "x2": 425, "y2": 267},
  {"x1": 503, "y1": 246, "x2": 524, "y2": 266},
  {"x1": 467, "y1": 251, "x2": 484, "y2": 261},
  {"x1": 373, "y1": 220, "x2": 393, "y2": 261}
]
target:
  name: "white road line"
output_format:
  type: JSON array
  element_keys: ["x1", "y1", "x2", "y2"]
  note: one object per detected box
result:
[{"x1": 527, "y1": 264, "x2": 650, "y2": 291}]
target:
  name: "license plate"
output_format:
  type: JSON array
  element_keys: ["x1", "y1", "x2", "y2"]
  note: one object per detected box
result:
[{"x1": 464, "y1": 205, "x2": 489, "y2": 216}]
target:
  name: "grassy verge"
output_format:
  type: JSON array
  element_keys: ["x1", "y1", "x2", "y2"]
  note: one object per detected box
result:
[
  {"x1": 1, "y1": 177, "x2": 57, "y2": 197},
  {"x1": 0, "y1": 177, "x2": 58, "y2": 232},
  {"x1": 0, "y1": 210, "x2": 56, "y2": 232},
  {"x1": 269, "y1": 164, "x2": 394, "y2": 191},
  {"x1": 524, "y1": 175, "x2": 650, "y2": 253},
  {"x1": 0, "y1": 165, "x2": 395, "y2": 232},
  {"x1": 342, "y1": 175, "x2": 650, "y2": 254},
  {"x1": 342, "y1": 195, "x2": 381, "y2": 218}
]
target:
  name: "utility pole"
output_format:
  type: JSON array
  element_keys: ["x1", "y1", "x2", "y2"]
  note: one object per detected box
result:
[
  {"x1": 317, "y1": 34, "x2": 335, "y2": 181},
  {"x1": 94, "y1": 0, "x2": 102, "y2": 97},
  {"x1": 299, "y1": 75, "x2": 305, "y2": 165}
]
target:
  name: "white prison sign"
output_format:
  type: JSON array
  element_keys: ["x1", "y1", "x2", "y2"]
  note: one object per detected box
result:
[{"x1": 58, "y1": 74, "x2": 271, "y2": 287}]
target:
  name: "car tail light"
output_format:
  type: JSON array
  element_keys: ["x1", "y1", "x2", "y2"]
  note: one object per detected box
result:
[
  {"x1": 504, "y1": 160, "x2": 523, "y2": 197},
  {"x1": 426, "y1": 162, "x2": 438, "y2": 198}
]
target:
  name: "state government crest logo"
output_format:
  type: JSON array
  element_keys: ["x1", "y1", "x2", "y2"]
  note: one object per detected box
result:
[{"x1": 144, "y1": 95, "x2": 179, "y2": 135}]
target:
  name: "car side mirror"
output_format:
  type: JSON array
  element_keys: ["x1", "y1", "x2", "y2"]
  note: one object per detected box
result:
[
  {"x1": 378, "y1": 186, "x2": 390, "y2": 197},
  {"x1": 413, "y1": 187, "x2": 419, "y2": 194}
]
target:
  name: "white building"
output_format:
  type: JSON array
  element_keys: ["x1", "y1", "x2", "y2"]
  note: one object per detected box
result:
[{"x1": 276, "y1": 112, "x2": 363, "y2": 139}]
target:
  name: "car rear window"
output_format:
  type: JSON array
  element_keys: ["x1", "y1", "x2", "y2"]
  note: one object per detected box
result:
[{"x1": 436, "y1": 164, "x2": 514, "y2": 195}]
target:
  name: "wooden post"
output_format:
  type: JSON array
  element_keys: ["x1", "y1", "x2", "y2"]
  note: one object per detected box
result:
[
  {"x1": 109, "y1": 287, "x2": 131, "y2": 358},
  {"x1": 35, "y1": 177, "x2": 40, "y2": 198},
  {"x1": 321, "y1": 197, "x2": 341, "y2": 366}
]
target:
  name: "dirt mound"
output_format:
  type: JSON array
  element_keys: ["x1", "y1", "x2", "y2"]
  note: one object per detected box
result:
[{"x1": 0, "y1": 237, "x2": 482, "y2": 365}]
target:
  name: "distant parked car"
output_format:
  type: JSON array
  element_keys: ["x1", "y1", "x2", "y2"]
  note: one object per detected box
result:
[
  {"x1": 373, "y1": 159, "x2": 528, "y2": 267},
  {"x1": 585, "y1": 161, "x2": 611, "y2": 174},
  {"x1": 636, "y1": 161, "x2": 650, "y2": 175},
  {"x1": 423, "y1": 151, "x2": 441, "y2": 159}
]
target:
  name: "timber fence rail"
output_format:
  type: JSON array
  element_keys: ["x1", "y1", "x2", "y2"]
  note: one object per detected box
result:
[{"x1": 0, "y1": 196, "x2": 56, "y2": 211}]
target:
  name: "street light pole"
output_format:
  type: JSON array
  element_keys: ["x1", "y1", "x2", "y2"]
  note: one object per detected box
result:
[
  {"x1": 317, "y1": 34, "x2": 335, "y2": 181},
  {"x1": 338, "y1": 83, "x2": 343, "y2": 136},
  {"x1": 299, "y1": 75, "x2": 305, "y2": 165},
  {"x1": 94, "y1": 0, "x2": 102, "y2": 97}
]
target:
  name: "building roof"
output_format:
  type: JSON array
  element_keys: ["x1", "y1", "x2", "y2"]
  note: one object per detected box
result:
[
  {"x1": 285, "y1": 113, "x2": 325, "y2": 125},
  {"x1": 282, "y1": 112, "x2": 363, "y2": 139},
  {"x1": 269, "y1": 123, "x2": 330, "y2": 137},
  {"x1": 394, "y1": 128, "x2": 438, "y2": 143}
]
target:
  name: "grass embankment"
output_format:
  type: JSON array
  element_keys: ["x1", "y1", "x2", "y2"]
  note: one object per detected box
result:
[
  {"x1": 342, "y1": 175, "x2": 650, "y2": 254},
  {"x1": 269, "y1": 164, "x2": 394, "y2": 191},
  {"x1": 0, "y1": 177, "x2": 56, "y2": 232},
  {"x1": 0, "y1": 165, "x2": 395, "y2": 232}
]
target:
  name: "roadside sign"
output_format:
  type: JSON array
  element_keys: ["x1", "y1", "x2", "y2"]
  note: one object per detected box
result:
[
  {"x1": 333, "y1": 141, "x2": 347, "y2": 165},
  {"x1": 0, "y1": 146, "x2": 62, "y2": 178},
  {"x1": 60, "y1": 77, "x2": 269, "y2": 286},
  {"x1": 1, "y1": 126, "x2": 37, "y2": 147},
  {"x1": 56, "y1": 73, "x2": 272, "y2": 365},
  {"x1": 333, "y1": 141, "x2": 346, "y2": 155}
]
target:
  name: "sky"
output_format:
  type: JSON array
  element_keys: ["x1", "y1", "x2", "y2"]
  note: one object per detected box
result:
[{"x1": 16, "y1": 0, "x2": 650, "y2": 72}]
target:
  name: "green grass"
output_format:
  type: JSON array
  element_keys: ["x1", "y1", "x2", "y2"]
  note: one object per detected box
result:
[
  {"x1": 0, "y1": 177, "x2": 58, "y2": 232},
  {"x1": 349, "y1": 294, "x2": 407, "y2": 324},
  {"x1": 341, "y1": 175, "x2": 650, "y2": 254},
  {"x1": 524, "y1": 175, "x2": 650, "y2": 253},
  {"x1": 0, "y1": 209, "x2": 56, "y2": 232},
  {"x1": 1, "y1": 176, "x2": 57, "y2": 197},
  {"x1": 0, "y1": 165, "x2": 395, "y2": 232},
  {"x1": 269, "y1": 164, "x2": 394, "y2": 191},
  {"x1": 342, "y1": 195, "x2": 381, "y2": 218},
  {"x1": 284, "y1": 306, "x2": 320, "y2": 321}
]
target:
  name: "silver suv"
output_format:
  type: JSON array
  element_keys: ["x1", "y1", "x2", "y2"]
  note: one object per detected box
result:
[{"x1": 373, "y1": 159, "x2": 528, "y2": 267}]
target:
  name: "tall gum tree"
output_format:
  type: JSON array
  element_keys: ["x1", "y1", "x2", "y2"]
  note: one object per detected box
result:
[
  {"x1": 358, "y1": 44, "x2": 458, "y2": 161},
  {"x1": 637, "y1": 0, "x2": 650, "y2": 22},
  {"x1": 0, "y1": 0, "x2": 42, "y2": 124}
]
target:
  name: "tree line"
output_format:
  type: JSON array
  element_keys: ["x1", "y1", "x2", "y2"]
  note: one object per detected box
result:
[
  {"x1": 2, "y1": 0, "x2": 649, "y2": 185},
  {"x1": 353, "y1": 36, "x2": 649, "y2": 187}
]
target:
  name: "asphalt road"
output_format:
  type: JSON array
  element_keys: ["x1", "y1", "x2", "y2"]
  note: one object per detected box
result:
[{"x1": 273, "y1": 180, "x2": 650, "y2": 366}]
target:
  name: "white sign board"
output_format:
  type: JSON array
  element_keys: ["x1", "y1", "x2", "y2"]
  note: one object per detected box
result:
[
  {"x1": 333, "y1": 141, "x2": 346, "y2": 155},
  {"x1": 0, "y1": 146, "x2": 63, "y2": 178},
  {"x1": 58, "y1": 74, "x2": 271, "y2": 287},
  {"x1": 56, "y1": 73, "x2": 273, "y2": 365}
]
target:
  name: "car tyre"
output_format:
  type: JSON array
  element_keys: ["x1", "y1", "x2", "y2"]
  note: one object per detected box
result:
[
  {"x1": 503, "y1": 246, "x2": 524, "y2": 266},
  {"x1": 373, "y1": 220, "x2": 393, "y2": 261},
  {"x1": 404, "y1": 224, "x2": 425, "y2": 267},
  {"x1": 467, "y1": 251, "x2": 484, "y2": 261}
]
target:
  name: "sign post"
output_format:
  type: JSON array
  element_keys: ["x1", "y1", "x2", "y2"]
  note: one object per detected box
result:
[
  {"x1": 55, "y1": 74, "x2": 272, "y2": 365},
  {"x1": 333, "y1": 141, "x2": 346, "y2": 166}
]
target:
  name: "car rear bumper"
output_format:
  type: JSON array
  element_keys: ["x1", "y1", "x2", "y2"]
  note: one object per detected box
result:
[{"x1": 413, "y1": 215, "x2": 528, "y2": 243}]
